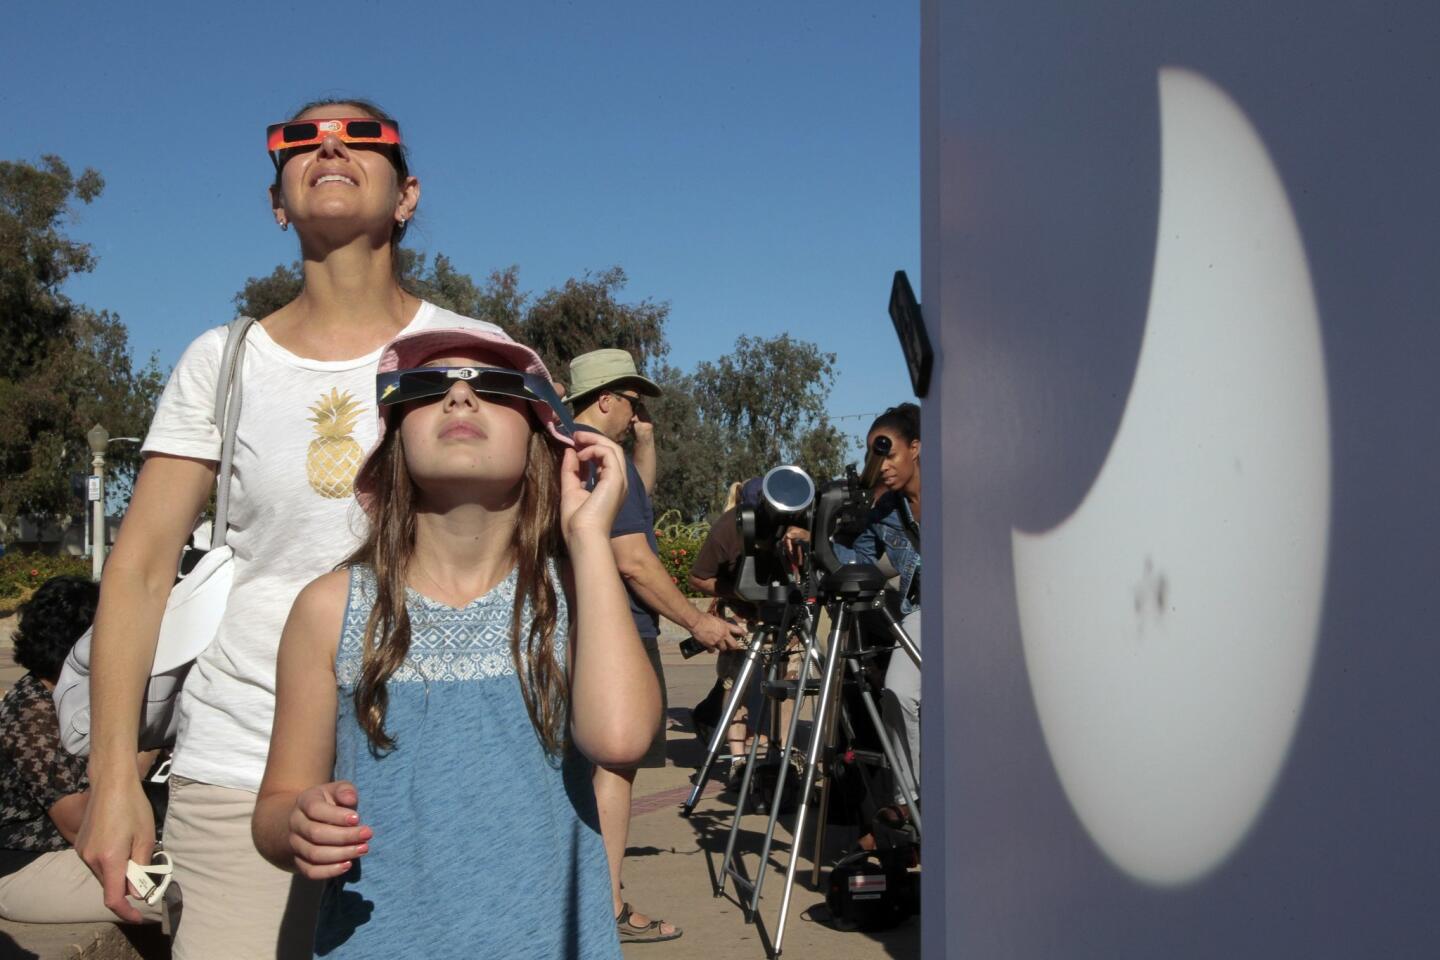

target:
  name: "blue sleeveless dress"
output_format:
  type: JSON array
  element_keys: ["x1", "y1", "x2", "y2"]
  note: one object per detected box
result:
[{"x1": 315, "y1": 564, "x2": 621, "y2": 960}]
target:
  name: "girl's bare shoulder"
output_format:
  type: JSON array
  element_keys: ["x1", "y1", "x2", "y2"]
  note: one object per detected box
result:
[{"x1": 283, "y1": 569, "x2": 353, "y2": 660}]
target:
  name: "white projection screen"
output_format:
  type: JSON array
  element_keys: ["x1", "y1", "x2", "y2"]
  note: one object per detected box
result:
[{"x1": 920, "y1": 2, "x2": 1440, "y2": 956}]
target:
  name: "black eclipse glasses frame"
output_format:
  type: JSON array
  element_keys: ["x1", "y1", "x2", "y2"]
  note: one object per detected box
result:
[
  {"x1": 376, "y1": 366, "x2": 581, "y2": 439},
  {"x1": 378, "y1": 365, "x2": 593, "y2": 488}
]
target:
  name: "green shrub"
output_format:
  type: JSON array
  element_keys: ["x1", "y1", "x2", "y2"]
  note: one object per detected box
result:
[
  {"x1": 655, "y1": 511, "x2": 711, "y2": 598},
  {"x1": 0, "y1": 552, "x2": 93, "y2": 615}
]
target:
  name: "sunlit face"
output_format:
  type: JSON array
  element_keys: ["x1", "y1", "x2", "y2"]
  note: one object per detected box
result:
[
  {"x1": 397, "y1": 350, "x2": 533, "y2": 501},
  {"x1": 867, "y1": 428, "x2": 919, "y2": 493},
  {"x1": 272, "y1": 103, "x2": 413, "y2": 236}
]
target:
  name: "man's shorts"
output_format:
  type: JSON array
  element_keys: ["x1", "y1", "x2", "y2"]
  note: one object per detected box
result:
[{"x1": 637, "y1": 633, "x2": 668, "y2": 768}]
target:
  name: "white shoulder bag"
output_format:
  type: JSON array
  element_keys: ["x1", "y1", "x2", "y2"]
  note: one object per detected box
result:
[{"x1": 55, "y1": 316, "x2": 256, "y2": 755}]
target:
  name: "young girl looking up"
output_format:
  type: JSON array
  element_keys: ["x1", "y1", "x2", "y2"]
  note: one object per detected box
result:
[{"x1": 253, "y1": 324, "x2": 660, "y2": 959}]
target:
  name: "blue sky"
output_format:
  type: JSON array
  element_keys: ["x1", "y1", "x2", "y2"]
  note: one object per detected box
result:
[{"x1": 4, "y1": 1, "x2": 918, "y2": 459}]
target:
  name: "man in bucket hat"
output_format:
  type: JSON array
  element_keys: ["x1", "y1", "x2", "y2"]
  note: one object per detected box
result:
[
  {"x1": 568, "y1": 348, "x2": 745, "y2": 944},
  {"x1": 566, "y1": 349, "x2": 662, "y2": 493}
]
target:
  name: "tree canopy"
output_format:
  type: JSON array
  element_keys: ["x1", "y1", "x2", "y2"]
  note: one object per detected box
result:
[
  {"x1": 0, "y1": 156, "x2": 162, "y2": 531},
  {"x1": 232, "y1": 253, "x2": 527, "y2": 329}
]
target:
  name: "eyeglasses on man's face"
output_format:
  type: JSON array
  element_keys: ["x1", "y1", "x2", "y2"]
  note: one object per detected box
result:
[{"x1": 612, "y1": 391, "x2": 646, "y2": 415}]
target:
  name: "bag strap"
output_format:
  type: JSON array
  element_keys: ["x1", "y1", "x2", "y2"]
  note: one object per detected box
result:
[{"x1": 210, "y1": 316, "x2": 257, "y2": 549}]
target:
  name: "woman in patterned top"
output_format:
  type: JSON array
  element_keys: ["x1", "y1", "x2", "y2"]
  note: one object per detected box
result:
[
  {"x1": 0, "y1": 576, "x2": 161, "y2": 923},
  {"x1": 253, "y1": 324, "x2": 660, "y2": 958}
]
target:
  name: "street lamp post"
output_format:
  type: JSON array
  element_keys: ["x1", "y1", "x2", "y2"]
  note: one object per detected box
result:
[
  {"x1": 83, "y1": 428, "x2": 142, "y2": 580},
  {"x1": 86, "y1": 424, "x2": 108, "y2": 582}
]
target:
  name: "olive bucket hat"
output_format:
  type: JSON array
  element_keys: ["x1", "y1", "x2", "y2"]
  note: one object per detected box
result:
[{"x1": 565, "y1": 348, "x2": 662, "y2": 407}]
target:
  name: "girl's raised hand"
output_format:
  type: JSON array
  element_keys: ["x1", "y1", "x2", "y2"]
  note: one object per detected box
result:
[
  {"x1": 287, "y1": 780, "x2": 372, "y2": 880},
  {"x1": 560, "y1": 430, "x2": 628, "y2": 545}
]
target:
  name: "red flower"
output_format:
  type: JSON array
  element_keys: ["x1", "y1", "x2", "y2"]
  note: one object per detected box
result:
[{"x1": 30, "y1": 568, "x2": 39, "y2": 577}]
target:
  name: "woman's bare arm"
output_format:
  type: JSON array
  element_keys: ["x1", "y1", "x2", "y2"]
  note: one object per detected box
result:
[{"x1": 77, "y1": 453, "x2": 214, "y2": 921}]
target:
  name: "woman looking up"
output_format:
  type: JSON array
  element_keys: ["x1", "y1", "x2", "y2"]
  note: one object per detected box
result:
[
  {"x1": 77, "y1": 98, "x2": 503, "y2": 958},
  {"x1": 837, "y1": 403, "x2": 922, "y2": 823}
]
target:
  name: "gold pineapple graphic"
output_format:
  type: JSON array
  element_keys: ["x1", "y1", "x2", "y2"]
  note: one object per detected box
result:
[{"x1": 306, "y1": 388, "x2": 364, "y2": 498}]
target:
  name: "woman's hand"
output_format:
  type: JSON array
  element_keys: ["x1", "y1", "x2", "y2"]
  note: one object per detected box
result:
[
  {"x1": 287, "y1": 780, "x2": 372, "y2": 881},
  {"x1": 76, "y1": 778, "x2": 157, "y2": 923},
  {"x1": 782, "y1": 525, "x2": 811, "y2": 567},
  {"x1": 560, "y1": 431, "x2": 628, "y2": 547}
]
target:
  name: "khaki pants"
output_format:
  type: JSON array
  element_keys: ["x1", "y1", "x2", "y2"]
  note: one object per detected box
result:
[
  {"x1": 0, "y1": 847, "x2": 163, "y2": 924},
  {"x1": 163, "y1": 776, "x2": 321, "y2": 960}
]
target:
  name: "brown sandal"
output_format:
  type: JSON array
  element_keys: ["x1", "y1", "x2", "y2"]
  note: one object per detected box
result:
[{"x1": 616, "y1": 902, "x2": 683, "y2": 943}]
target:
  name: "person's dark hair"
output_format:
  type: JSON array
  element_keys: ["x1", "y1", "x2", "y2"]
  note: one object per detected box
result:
[
  {"x1": 868, "y1": 402, "x2": 920, "y2": 444},
  {"x1": 273, "y1": 97, "x2": 412, "y2": 247},
  {"x1": 569, "y1": 392, "x2": 602, "y2": 418},
  {"x1": 345, "y1": 411, "x2": 569, "y2": 757},
  {"x1": 13, "y1": 576, "x2": 98, "y2": 683}
]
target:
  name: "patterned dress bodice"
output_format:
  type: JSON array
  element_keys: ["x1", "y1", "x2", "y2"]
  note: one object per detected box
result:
[{"x1": 315, "y1": 563, "x2": 621, "y2": 960}]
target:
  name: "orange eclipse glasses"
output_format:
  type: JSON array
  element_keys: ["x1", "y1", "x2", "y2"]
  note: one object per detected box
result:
[{"x1": 266, "y1": 117, "x2": 402, "y2": 168}]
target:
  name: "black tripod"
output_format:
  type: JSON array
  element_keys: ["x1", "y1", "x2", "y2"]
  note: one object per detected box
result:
[
  {"x1": 688, "y1": 564, "x2": 921, "y2": 957},
  {"x1": 682, "y1": 585, "x2": 809, "y2": 825},
  {"x1": 756, "y1": 563, "x2": 920, "y2": 957}
]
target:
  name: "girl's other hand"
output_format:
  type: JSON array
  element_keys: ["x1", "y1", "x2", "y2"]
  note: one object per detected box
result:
[
  {"x1": 288, "y1": 780, "x2": 372, "y2": 880},
  {"x1": 560, "y1": 431, "x2": 628, "y2": 545}
]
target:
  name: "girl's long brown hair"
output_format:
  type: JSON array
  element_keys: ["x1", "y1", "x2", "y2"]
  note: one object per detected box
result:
[{"x1": 345, "y1": 420, "x2": 568, "y2": 756}]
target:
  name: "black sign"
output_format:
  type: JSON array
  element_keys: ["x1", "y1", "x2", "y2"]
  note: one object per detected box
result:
[{"x1": 888, "y1": 270, "x2": 932, "y2": 398}]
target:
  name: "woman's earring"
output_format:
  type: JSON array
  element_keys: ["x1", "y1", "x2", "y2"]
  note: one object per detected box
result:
[
  {"x1": 279, "y1": 221, "x2": 288, "y2": 232},
  {"x1": 397, "y1": 216, "x2": 407, "y2": 227}
]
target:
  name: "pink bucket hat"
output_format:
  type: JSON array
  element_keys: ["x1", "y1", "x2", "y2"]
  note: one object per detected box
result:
[{"x1": 354, "y1": 323, "x2": 574, "y2": 514}]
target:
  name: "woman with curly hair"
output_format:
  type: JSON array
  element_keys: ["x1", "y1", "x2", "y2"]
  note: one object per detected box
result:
[{"x1": 0, "y1": 576, "x2": 160, "y2": 923}]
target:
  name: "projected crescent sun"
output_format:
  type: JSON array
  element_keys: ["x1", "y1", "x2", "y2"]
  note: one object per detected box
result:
[{"x1": 1011, "y1": 68, "x2": 1330, "y2": 886}]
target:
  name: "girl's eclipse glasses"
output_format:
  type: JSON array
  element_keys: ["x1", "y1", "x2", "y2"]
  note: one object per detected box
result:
[
  {"x1": 378, "y1": 366, "x2": 593, "y2": 485},
  {"x1": 267, "y1": 117, "x2": 402, "y2": 169}
]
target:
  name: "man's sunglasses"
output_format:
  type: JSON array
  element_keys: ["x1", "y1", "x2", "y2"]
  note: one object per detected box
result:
[
  {"x1": 267, "y1": 117, "x2": 402, "y2": 168},
  {"x1": 612, "y1": 391, "x2": 647, "y2": 414}
]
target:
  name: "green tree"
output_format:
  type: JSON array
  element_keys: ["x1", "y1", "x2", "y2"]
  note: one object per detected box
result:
[
  {"x1": 692, "y1": 333, "x2": 848, "y2": 492},
  {"x1": 515, "y1": 266, "x2": 669, "y2": 383},
  {"x1": 0, "y1": 156, "x2": 162, "y2": 530},
  {"x1": 0, "y1": 156, "x2": 104, "y2": 381},
  {"x1": 232, "y1": 261, "x2": 302, "y2": 319},
  {"x1": 647, "y1": 364, "x2": 727, "y2": 521},
  {"x1": 232, "y1": 255, "x2": 526, "y2": 330}
]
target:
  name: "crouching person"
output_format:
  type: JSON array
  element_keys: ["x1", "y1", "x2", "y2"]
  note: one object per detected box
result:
[{"x1": 0, "y1": 576, "x2": 163, "y2": 924}]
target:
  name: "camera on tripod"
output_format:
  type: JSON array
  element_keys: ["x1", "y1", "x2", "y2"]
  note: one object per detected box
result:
[{"x1": 731, "y1": 464, "x2": 872, "y2": 605}]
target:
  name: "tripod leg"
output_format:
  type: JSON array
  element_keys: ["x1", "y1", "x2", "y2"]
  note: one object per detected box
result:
[
  {"x1": 746, "y1": 603, "x2": 831, "y2": 917},
  {"x1": 685, "y1": 631, "x2": 766, "y2": 816},
  {"x1": 809, "y1": 613, "x2": 852, "y2": 886},
  {"x1": 770, "y1": 604, "x2": 849, "y2": 958},
  {"x1": 846, "y1": 658, "x2": 923, "y2": 837},
  {"x1": 882, "y1": 607, "x2": 922, "y2": 669},
  {"x1": 717, "y1": 631, "x2": 777, "y2": 901}
]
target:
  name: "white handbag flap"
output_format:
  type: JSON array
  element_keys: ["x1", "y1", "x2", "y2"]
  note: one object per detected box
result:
[{"x1": 149, "y1": 544, "x2": 235, "y2": 674}]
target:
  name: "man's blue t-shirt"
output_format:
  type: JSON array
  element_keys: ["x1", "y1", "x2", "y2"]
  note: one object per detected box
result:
[{"x1": 576, "y1": 425, "x2": 660, "y2": 638}]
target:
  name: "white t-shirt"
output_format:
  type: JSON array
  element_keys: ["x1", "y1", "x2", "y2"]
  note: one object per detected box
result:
[{"x1": 142, "y1": 301, "x2": 500, "y2": 792}]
